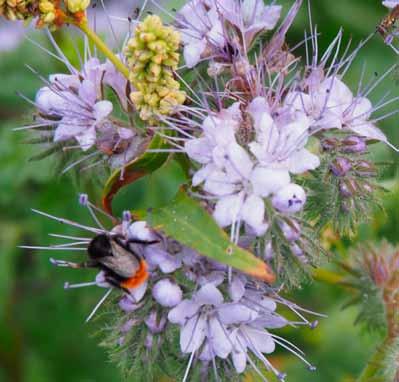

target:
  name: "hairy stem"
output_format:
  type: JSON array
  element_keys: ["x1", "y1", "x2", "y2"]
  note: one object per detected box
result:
[
  {"x1": 357, "y1": 337, "x2": 399, "y2": 382},
  {"x1": 76, "y1": 22, "x2": 130, "y2": 79}
]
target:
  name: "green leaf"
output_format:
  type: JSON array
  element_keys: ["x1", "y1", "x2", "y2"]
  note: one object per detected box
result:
[
  {"x1": 102, "y1": 134, "x2": 169, "y2": 215},
  {"x1": 143, "y1": 189, "x2": 276, "y2": 283}
]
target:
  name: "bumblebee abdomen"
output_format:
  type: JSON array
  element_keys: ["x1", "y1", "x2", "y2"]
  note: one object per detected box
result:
[{"x1": 120, "y1": 260, "x2": 149, "y2": 289}]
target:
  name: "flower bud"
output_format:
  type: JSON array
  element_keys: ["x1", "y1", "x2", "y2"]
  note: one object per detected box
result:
[
  {"x1": 264, "y1": 242, "x2": 274, "y2": 260},
  {"x1": 121, "y1": 319, "x2": 136, "y2": 334},
  {"x1": 330, "y1": 157, "x2": 352, "y2": 177},
  {"x1": 354, "y1": 160, "x2": 377, "y2": 177},
  {"x1": 0, "y1": 0, "x2": 32, "y2": 21},
  {"x1": 341, "y1": 136, "x2": 367, "y2": 153},
  {"x1": 152, "y1": 279, "x2": 183, "y2": 307},
  {"x1": 272, "y1": 184, "x2": 306, "y2": 214},
  {"x1": 339, "y1": 178, "x2": 358, "y2": 198},
  {"x1": 279, "y1": 219, "x2": 301, "y2": 242},
  {"x1": 321, "y1": 137, "x2": 339, "y2": 152},
  {"x1": 341, "y1": 198, "x2": 355, "y2": 213},
  {"x1": 145, "y1": 311, "x2": 167, "y2": 334},
  {"x1": 119, "y1": 295, "x2": 144, "y2": 312},
  {"x1": 66, "y1": 0, "x2": 90, "y2": 13},
  {"x1": 125, "y1": 15, "x2": 186, "y2": 121},
  {"x1": 291, "y1": 244, "x2": 308, "y2": 263},
  {"x1": 127, "y1": 221, "x2": 158, "y2": 242}
]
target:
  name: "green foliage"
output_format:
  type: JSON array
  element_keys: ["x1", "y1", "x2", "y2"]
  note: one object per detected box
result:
[{"x1": 143, "y1": 189, "x2": 276, "y2": 283}]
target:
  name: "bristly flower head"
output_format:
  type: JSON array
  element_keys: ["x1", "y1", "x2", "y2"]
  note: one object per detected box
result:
[
  {"x1": 22, "y1": 194, "x2": 323, "y2": 381},
  {"x1": 125, "y1": 15, "x2": 186, "y2": 121},
  {"x1": 10, "y1": 0, "x2": 399, "y2": 380},
  {"x1": 342, "y1": 242, "x2": 399, "y2": 335},
  {"x1": 23, "y1": 55, "x2": 140, "y2": 173},
  {"x1": 176, "y1": 0, "x2": 282, "y2": 68}
]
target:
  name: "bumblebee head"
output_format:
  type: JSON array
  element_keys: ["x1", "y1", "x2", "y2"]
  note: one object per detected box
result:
[{"x1": 88, "y1": 234, "x2": 113, "y2": 259}]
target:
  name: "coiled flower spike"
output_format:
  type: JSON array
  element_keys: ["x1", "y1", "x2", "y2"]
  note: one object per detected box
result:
[
  {"x1": 125, "y1": 15, "x2": 186, "y2": 121},
  {"x1": 0, "y1": 0, "x2": 90, "y2": 29},
  {"x1": 0, "y1": 0, "x2": 35, "y2": 20}
]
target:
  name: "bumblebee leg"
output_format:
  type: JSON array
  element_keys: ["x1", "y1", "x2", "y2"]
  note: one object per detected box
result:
[
  {"x1": 104, "y1": 276, "x2": 131, "y2": 295},
  {"x1": 50, "y1": 258, "x2": 98, "y2": 269},
  {"x1": 113, "y1": 233, "x2": 160, "y2": 246},
  {"x1": 126, "y1": 238, "x2": 160, "y2": 245}
]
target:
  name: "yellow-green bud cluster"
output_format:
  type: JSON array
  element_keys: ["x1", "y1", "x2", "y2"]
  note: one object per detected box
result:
[
  {"x1": 125, "y1": 15, "x2": 186, "y2": 121},
  {"x1": 0, "y1": 0, "x2": 34, "y2": 20},
  {"x1": 38, "y1": 0, "x2": 56, "y2": 24},
  {"x1": 66, "y1": 0, "x2": 89, "y2": 13}
]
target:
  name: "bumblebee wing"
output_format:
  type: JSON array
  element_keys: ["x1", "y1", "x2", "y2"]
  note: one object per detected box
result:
[{"x1": 99, "y1": 240, "x2": 141, "y2": 279}]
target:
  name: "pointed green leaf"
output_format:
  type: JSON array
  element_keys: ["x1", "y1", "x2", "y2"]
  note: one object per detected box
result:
[{"x1": 142, "y1": 189, "x2": 276, "y2": 283}]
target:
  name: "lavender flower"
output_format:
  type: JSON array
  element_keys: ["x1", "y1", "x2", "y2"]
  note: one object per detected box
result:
[
  {"x1": 176, "y1": 0, "x2": 282, "y2": 68},
  {"x1": 182, "y1": 96, "x2": 319, "y2": 237},
  {"x1": 383, "y1": 0, "x2": 399, "y2": 8},
  {"x1": 12, "y1": 1, "x2": 399, "y2": 380}
]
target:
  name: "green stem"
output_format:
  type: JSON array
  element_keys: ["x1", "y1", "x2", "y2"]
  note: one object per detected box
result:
[
  {"x1": 77, "y1": 22, "x2": 130, "y2": 79},
  {"x1": 357, "y1": 337, "x2": 398, "y2": 382}
]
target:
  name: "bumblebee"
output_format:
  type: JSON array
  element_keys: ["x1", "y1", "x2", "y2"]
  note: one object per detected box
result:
[
  {"x1": 377, "y1": 5, "x2": 399, "y2": 37},
  {"x1": 54, "y1": 234, "x2": 156, "y2": 293}
]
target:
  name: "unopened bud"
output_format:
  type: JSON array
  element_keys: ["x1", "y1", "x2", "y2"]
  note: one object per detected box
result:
[
  {"x1": 279, "y1": 219, "x2": 301, "y2": 242},
  {"x1": 341, "y1": 198, "x2": 355, "y2": 213},
  {"x1": 354, "y1": 160, "x2": 377, "y2": 177},
  {"x1": 341, "y1": 136, "x2": 367, "y2": 154},
  {"x1": 66, "y1": 0, "x2": 90, "y2": 13},
  {"x1": 321, "y1": 138, "x2": 339, "y2": 152},
  {"x1": 339, "y1": 178, "x2": 358, "y2": 198},
  {"x1": 330, "y1": 157, "x2": 352, "y2": 177}
]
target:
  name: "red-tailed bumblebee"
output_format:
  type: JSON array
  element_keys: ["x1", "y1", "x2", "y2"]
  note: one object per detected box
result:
[{"x1": 54, "y1": 233, "x2": 156, "y2": 293}]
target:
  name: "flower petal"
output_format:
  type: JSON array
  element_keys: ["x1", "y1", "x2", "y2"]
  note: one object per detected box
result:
[
  {"x1": 240, "y1": 194, "x2": 268, "y2": 236},
  {"x1": 227, "y1": 142, "x2": 254, "y2": 179},
  {"x1": 349, "y1": 122, "x2": 388, "y2": 142},
  {"x1": 152, "y1": 279, "x2": 183, "y2": 307},
  {"x1": 218, "y1": 303, "x2": 258, "y2": 325},
  {"x1": 244, "y1": 326, "x2": 275, "y2": 354},
  {"x1": 208, "y1": 316, "x2": 232, "y2": 358},
  {"x1": 213, "y1": 193, "x2": 244, "y2": 227},
  {"x1": 93, "y1": 100, "x2": 113, "y2": 121},
  {"x1": 272, "y1": 183, "x2": 307, "y2": 213},
  {"x1": 180, "y1": 315, "x2": 207, "y2": 353},
  {"x1": 168, "y1": 299, "x2": 201, "y2": 325},
  {"x1": 194, "y1": 283, "x2": 224, "y2": 306},
  {"x1": 250, "y1": 167, "x2": 290, "y2": 197},
  {"x1": 287, "y1": 149, "x2": 320, "y2": 174},
  {"x1": 228, "y1": 275, "x2": 246, "y2": 302}
]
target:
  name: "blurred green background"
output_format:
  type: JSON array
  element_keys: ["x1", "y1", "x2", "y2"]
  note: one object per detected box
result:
[{"x1": 0, "y1": 1, "x2": 398, "y2": 381}]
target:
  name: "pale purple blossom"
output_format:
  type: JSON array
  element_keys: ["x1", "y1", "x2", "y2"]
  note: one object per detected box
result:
[
  {"x1": 176, "y1": 0, "x2": 225, "y2": 68},
  {"x1": 34, "y1": 58, "x2": 133, "y2": 155},
  {"x1": 383, "y1": 0, "x2": 399, "y2": 8},
  {"x1": 152, "y1": 279, "x2": 183, "y2": 307},
  {"x1": 184, "y1": 97, "x2": 318, "y2": 236},
  {"x1": 176, "y1": 0, "x2": 282, "y2": 68},
  {"x1": 218, "y1": 0, "x2": 282, "y2": 47}
]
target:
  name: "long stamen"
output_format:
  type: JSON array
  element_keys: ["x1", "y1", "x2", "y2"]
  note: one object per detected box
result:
[{"x1": 86, "y1": 288, "x2": 113, "y2": 323}]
